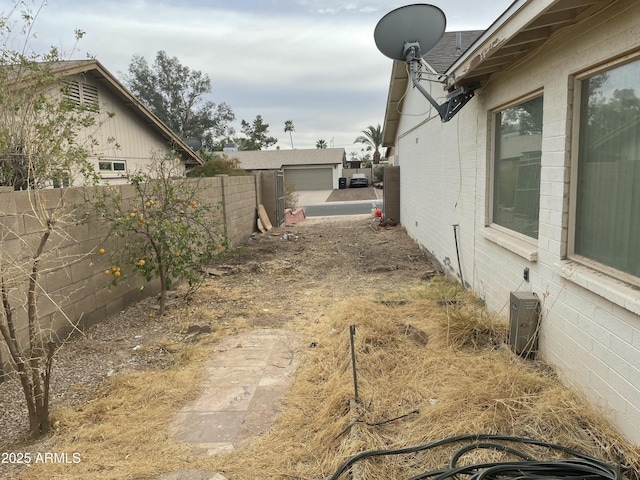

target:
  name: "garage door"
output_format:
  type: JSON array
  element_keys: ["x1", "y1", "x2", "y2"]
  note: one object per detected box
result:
[{"x1": 284, "y1": 167, "x2": 333, "y2": 190}]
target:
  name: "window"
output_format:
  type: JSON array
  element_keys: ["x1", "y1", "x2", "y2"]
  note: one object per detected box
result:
[
  {"x1": 52, "y1": 175, "x2": 70, "y2": 188},
  {"x1": 574, "y1": 59, "x2": 640, "y2": 278},
  {"x1": 99, "y1": 161, "x2": 126, "y2": 173},
  {"x1": 493, "y1": 96, "x2": 543, "y2": 239}
]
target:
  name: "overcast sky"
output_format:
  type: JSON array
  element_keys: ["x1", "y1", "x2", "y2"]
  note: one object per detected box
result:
[{"x1": 20, "y1": 0, "x2": 513, "y2": 152}]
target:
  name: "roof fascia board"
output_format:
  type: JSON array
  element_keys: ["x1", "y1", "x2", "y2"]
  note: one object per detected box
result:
[
  {"x1": 381, "y1": 60, "x2": 409, "y2": 146},
  {"x1": 445, "y1": 0, "x2": 537, "y2": 87}
]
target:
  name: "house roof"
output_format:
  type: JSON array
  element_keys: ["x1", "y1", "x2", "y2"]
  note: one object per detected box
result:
[
  {"x1": 381, "y1": 30, "x2": 483, "y2": 145},
  {"x1": 46, "y1": 60, "x2": 202, "y2": 166},
  {"x1": 424, "y1": 31, "x2": 486, "y2": 74},
  {"x1": 225, "y1": 148, "x2": 346, "y2": 170},
  {"x1": 382, "y1": 0, "x2": 615, "y2": 146}
]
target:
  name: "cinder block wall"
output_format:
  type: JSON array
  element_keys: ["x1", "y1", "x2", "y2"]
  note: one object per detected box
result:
[
  {"x1": 215, "y1": 175, "x2": 258, "y2": 244},
  {"x1": 0, "y1": 175, "x2": 257, "y2": 378}
]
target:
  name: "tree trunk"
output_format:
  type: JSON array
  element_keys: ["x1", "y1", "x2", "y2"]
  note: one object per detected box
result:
[
  {"x1": 0, "y1": 289, "x2": 50, "y2": 438},
  {"x1": 158, "y1": 261, "x2": 167, "y2": 316},
  {"x1": 0, "y1": 221, "x2": 55, "y2": 439}
]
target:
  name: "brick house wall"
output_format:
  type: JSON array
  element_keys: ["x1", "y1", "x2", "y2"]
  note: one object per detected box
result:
[{"x1": 393, "y1": 0, "x2": 640, "y2": 444}]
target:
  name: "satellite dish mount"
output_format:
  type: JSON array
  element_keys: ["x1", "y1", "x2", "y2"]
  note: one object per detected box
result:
[{"x1": 374, "y1": 4, "x2": 479, "y2": 122}]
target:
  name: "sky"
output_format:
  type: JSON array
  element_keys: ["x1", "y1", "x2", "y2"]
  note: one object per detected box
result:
[{"x1": 11, "y1": 0, "x2": 514, "y2": 152}]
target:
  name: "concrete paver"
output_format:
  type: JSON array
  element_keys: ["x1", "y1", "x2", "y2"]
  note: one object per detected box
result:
[{"x1": 171, "y1": 329, "x2": 305, "y2": 457}]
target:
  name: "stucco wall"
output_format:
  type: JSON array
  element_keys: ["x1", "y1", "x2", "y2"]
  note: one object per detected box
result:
[
  {"x1": 0, "y1": 175, "x2": 257, "y2": 378},
  {"x1": 394, "y1": 0, "x2": 640, "y2": 444}
]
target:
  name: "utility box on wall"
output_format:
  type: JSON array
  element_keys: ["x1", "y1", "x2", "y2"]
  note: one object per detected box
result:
[{"x1": 509, "y1": 291, "x2": 540, "y2": 358}]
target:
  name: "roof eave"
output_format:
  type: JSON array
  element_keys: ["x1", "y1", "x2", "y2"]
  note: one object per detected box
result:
[
  {"x1": 55, "y1": 60, "x2": 202, "y2": 166},
  {"x1": 381, "y1": 61, "x2": 409, "y2": 147},
  {"x1": 445, "y1": 0, "x2": 614, "y2": 89},
  {"x1": 381, "y1": 0, "x2": 615, "y2": 145}
]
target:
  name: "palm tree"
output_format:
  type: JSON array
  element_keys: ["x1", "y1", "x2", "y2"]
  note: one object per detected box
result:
[
  {"x1": 354, "y1": 124, "x2": 383, "y2": 164},
  {"x1": 284, "y1": 120, "x2": 295, "y2": 149},
  {"x1": 316, "y1": 139, "x2": 327, "y2": 149}
]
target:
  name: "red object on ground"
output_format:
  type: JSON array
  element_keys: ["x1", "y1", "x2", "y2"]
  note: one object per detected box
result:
[
  {"x1": 374, "y1": 208, "x2": 383, "y2": 218},
  {"x1": 285, "y1": 208, "x2": 306, "y2": 226}
]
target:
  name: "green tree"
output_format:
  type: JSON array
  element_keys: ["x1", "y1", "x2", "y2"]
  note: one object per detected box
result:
[
  {"x1": 0, "y1": 2, "x2": 104, "y2": 438},
  {"x1": 373, "y1": 165, "x2": 385, "y2": 183},
  {"x1": 354, "y1": 124, "x2": 383, "y2": 164},
  {"x1": 125, "y1": 51, "x2": 235, "y2": 150},
  {"x1": 187, "y1": 152, "x2": 249, "y2": 177},
  {"x1": 95, "y1": 152, "x2": 227, "y2": 316},
  {"x1": 284, "y1": 119, "x2": 295, "y2": 149},
  {"x1": 239, "y1": 115, "x2": 277, "y2": 150},
  {"x1": 316, "y1": 139, "x2": 327, "y2": 149}
]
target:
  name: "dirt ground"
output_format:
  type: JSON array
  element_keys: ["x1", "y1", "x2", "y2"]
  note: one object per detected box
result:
[
  {"x1": 0, "y1": 214, "x2": 437, "y2": 464},
  {"x1": 2, "y1": 214, "x2": 639, "y2": 480}
]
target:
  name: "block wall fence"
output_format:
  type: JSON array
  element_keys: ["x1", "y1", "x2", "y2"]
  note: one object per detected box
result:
[{"x1": 0, "y1": 175, "x2": 258, "y2": 377}]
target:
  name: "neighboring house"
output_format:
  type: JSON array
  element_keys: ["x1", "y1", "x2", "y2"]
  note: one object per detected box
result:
[
  {"x1": 228, "y1": 148, "x2": 346, "y2": 190},
  {"x1": 345, "y1": 158, "x2": 362, "y2": 169},
  {"x1": 48, "y1": 60, "x2": 201, "y2": 184},
  {"x1": 381, "y1": 0, "x2": 640, "y2": 444}
]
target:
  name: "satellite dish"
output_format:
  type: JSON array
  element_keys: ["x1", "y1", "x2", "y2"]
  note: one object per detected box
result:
[
  {"x1": 374, "y1": 4, "x2": 478, "y2": 122},
  {"x1": 184, "y1": 138, "x2": 202, "y2": 151},
  {"x1": 374, "y1": 4, "x2": 446, "y2": 61}
]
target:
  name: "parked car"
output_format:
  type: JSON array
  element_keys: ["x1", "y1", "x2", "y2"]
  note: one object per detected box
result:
[{"x1": 349, "y1": 173, "x2": 369, "y2": 188}]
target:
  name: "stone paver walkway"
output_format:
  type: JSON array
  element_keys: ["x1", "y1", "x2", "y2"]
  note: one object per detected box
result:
[{"x1": 171, "y1": 329, "x2": 304, "y2": 457}]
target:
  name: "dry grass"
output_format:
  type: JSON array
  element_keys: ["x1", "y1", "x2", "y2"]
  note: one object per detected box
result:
[
  {"x1": 18, "y1": 339, "x2": 211, "y2": 479},
  {"x1": 207, "y1": 277, "x2": 640, "y2": 480},
  {"x1": 12, "y1": 277, "x2": 640, "y2": 480}
]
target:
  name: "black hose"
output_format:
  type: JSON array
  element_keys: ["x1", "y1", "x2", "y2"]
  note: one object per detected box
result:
[
  {"x1": 452, "y1": 224, "x2": 465, "y2": 289},
  {"x1": 327, "y1": 434, "x2": 620, "y2": 480}
]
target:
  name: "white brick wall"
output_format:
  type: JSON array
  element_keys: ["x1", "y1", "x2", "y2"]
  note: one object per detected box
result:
[{"x1": 395, "y1": 0, "x2": 640, "y2": 444}]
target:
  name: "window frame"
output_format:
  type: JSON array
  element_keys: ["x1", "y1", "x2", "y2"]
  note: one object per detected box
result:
[
  {"x1": 98, "y1": 160, "x2": 127, "y2": 176},
  {"x1": 485, "y1": 90, "x2": 544, "y2": 258},
  {"x1": 568, "y1": 52, "x2": 640, "y2": 288}
]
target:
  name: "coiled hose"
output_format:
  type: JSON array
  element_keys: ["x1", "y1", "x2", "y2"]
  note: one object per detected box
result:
[{"x1": 328, "y1": 433, "x2": 621, "y2": 480}]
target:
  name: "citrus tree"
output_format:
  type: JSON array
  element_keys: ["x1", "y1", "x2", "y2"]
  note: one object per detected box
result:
[{"x1": 95, "y1": 152, "x2": 227, "y2": 315}]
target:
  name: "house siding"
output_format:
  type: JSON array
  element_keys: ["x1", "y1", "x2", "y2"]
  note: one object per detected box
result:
[
  {"x1": 394, "y1": 0, "x2": 640, "y2": 444},
  {"x1": 69, "y1": 74, "x2": 181, "y2": 184}
]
